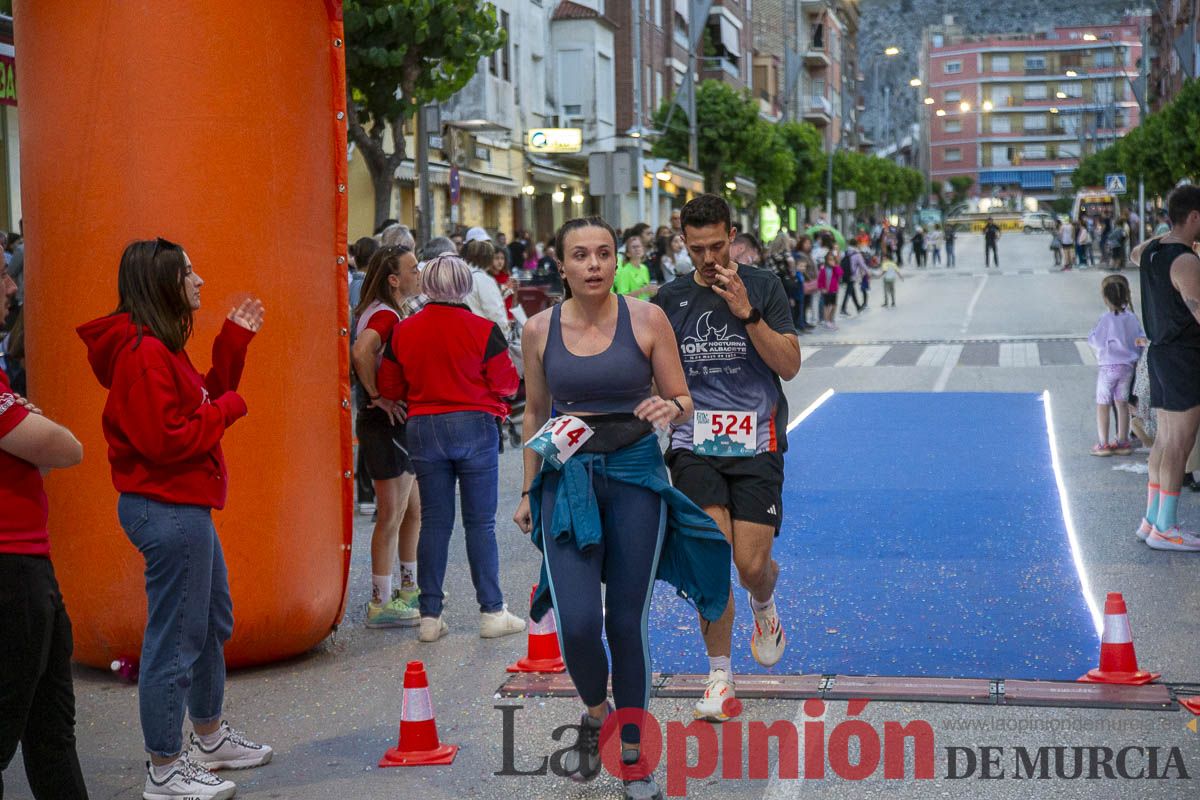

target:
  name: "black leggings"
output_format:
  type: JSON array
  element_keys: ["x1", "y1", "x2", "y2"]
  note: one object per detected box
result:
[{"x1": 540, "y1": 471, "x2": 664, "y2": 744}]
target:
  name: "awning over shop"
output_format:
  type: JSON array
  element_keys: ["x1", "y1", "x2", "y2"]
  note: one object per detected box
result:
[
  {"x1": 665, "y1": 162, "x2": 704, "y2": 194},
  {"x1": 395, "y1": 162, "x2": 520, "y2": 197},
  {"x1": 527, "y1": 154, "x2": 585, "y2": 186},
  {"x1": 1019, "y1": 171, "x2": 1055, "y2": 190},
  {"x1": 979, "y1": 170, "x2": 1022, "y2": 185}
]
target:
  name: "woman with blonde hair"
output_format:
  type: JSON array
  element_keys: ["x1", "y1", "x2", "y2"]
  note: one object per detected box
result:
[{"x1": 378, "y1": 255, "x2": 525, "y2": 643}]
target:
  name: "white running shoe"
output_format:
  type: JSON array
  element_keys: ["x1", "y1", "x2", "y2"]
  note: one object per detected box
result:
[
  {"x1": 750, "y1": 596, "x2": 787, "y2": 667},
  {"x1": 693, "y1": 669, "x2": 736, "y2": 722},
  {"x1": 419, "y1": 615, "x2": 449, "y2": 642},
  {"x1": 480, "y1": 606, "x2": 526, "y2": 638},
  {"x1": 1147, "y1": 526, "x2": 1200, "y2": 552},
  {"x1": 1135, "y1": 518, "x2": 1153, "y2": 542},
  {"x1": 189, "y1": 722, "x2": 273, "y2": 770},
  {"x1": 143, "y1": 753, "x2": 235, "y2": 800}
]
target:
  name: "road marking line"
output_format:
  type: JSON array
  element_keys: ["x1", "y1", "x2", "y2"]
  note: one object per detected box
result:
[
  {"x1": 801, "y1": 346, "x2": 822, "y2": 364},
  {"x1": 834, "y1": 344, "x2": 890, "y2": 367},
  {"x1": 787, "y1": 388, "x2": 834, "y2": 432},
  {"x1": 960, "y1": 274, "x2": 989, "y2": 333},
  {"x1": 932, "y1": 345, "x2": 963, "y2": 392}
]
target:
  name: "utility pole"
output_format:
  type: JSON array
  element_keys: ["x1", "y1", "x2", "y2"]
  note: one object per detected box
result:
[
  {"x1": 633, "y1": 0, "x2": 645, "y2": 224},
  {"x1": 1138, "y1": 14, "x2": 1148, "y2": 242}
]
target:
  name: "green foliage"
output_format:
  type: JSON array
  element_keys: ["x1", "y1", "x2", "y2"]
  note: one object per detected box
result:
[
  {"x1": 822, "y1": 151, "x2": 924, "y2": 210},
  {"x1": 651, "y1": 80, "x2": 794, "y2": 207},
  {"x1": 777, "y1": 122, "x2": 825, "y2": 209},
  {"x1": 344, "y1": 0, "x2": 506, "y2": 126},
  {"x1": 949, "y1": 175, "x2": 974, "y2": 202},
  {"x1": 1074, "y1": 78, "x2": 1200, "y2": 198}
]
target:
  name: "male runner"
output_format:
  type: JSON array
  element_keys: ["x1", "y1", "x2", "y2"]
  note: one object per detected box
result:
[
  {"x1": 653, "y1": 194, "x2": 801, "y2": 721},
  {"x1": 1132, "y1": 185, "x2": 1200, "y2": 551}
]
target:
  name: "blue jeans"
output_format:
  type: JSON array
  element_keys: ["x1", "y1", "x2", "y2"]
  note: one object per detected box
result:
[
  {"x1": 117, "y1": 495, "x2": 232, "y2": 758},
  {"x1": 407, "y1": 411, "x2": 504, "y2": 617}
]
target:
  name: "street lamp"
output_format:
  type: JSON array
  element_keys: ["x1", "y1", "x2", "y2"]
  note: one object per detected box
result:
[
  {"x1": 982, "y1": 100, "x2": 994, "y2": 112},
  {"x1": 884, "y1": 46, "x2": 900, "y2": 56},
  {"x1": 910, "y1": 77, "x2": 922, "y2": 87},
  {"x1": 1065, "y1": 70, "x2": 1078, "y2": 77},
  {"x1": 1056, "y1": 91, "x2": 1067, "y2": 99},
  {"x1": 936, "y1": 108, "x2": 946, "y2": 117},
  {"x1": 960, "y1": 101, "x2": 971, "y2": 112},
  {"x1": 924, "y1": 96, "x2": 935, "y2": 105}
]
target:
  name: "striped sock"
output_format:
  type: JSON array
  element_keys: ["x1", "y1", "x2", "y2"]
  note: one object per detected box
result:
[
  {"x1": 1146, "y1": 483, "x2": 1160, "y2": 525},
  {"x1": 1155, "y1": 490, "x2": 1180, "y2": 532}
]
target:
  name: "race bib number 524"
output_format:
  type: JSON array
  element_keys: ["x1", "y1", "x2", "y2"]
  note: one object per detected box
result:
[
  {"x1": 693, "y1": 410, "x2": 756, "y2": 457},
  {"x1": 525, "y1": 415, "x2": 595, "y2": 468}
]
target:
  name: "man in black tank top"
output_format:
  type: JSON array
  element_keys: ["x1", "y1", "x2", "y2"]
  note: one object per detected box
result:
[{"x1": 1132, "y1": 185, "x2": 1200, "y2": 551}]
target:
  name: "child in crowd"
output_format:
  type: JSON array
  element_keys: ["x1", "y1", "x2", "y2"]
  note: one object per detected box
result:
[
  {"x1": 1087, "y1": 274, "x2": 1146, "y2": 456},
  {"x1": 817, "y1": 250, "x2": 842, "y2": 330},
  {"x1": 879, "y1": 257, "x2": 903, "y2": 308}
]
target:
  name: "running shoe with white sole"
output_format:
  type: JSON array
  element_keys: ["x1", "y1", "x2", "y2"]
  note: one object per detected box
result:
[
  {"x1": 480, "y1": 606, "x2": 526, "y2": 638},
  {"x1": 561, "y1": 706, "x2": 609, "y2": 782},
  {"x1": 142, "y1": 753, "x2": 235, "y2": 800},
  {"x1": 189, "y1": 722, "x2": 273, "y2": 770},
  {"x1": 1136, "y1": 518, "x2": 1153, "y2": 541},
  {"x1": 750, "y1": 597, "x2": 787, "y2": 667},
  {"x1": 693, "y1": 669, "x2": 736, "y2": 722},
  {"x1": 366, "y1": 593, "x2": 420, "y2": 628},
  {"x1": 419, "y1": 615, "x2": 448, "y2": 642},
  {"x1": 1147, "y1": 526, "x2": 1200, "y2": 552},
  {"x1": 622, "y1": 749, "x2": 664, "y2": 800}
]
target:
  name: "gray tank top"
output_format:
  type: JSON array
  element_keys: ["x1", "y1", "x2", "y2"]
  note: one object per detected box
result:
[{"x1": 543, "y1": 295, "x2": 653, "y2": 414}]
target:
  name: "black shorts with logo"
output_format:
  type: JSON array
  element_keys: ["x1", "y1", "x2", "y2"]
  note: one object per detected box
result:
[
  {"x1": 666, "y1": 448, "x2": 784, "y2": 530},
  {"x1": 356, "y1": 404, "x2": 414, "y2": 481},
  {"x1": 1148, "y1": 345, "x2": 1200, "y2": 411}
]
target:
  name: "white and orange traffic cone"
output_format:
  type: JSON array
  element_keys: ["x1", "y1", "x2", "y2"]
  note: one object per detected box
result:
[
  {"x1": 507, "y1": 584, "x2": 566, "y2": 673},
  {"x1": 379, "y1": 661, "x2": 458, "y2": 767},
  {"x1": 1079, "y1": 592, "x2": 1159, "y2": 685}
]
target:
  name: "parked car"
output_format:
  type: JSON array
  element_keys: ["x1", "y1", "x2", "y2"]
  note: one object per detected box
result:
[{"x1": 1021, "y1": 211, "x2": 1057, "y2": 233}]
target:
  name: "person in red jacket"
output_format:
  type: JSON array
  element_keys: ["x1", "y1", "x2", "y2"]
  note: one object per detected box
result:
[
  {"x1": 378, "y1": 254, "x2": 526, "y2": 643},
  {"x1": 77, "y1": 238, "x2": 271, "y2": 800},
  {"x1": 0, "y1": 369, "x2": 88, "y2": 799}
]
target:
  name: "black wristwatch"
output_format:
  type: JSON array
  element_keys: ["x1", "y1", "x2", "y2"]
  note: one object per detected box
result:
[
  {"x1": 742, "y1": 307, "x2": 762, "y2": 325},
  {"x1": 670, "y1": 397, "x2": 685, "y2": 418}
]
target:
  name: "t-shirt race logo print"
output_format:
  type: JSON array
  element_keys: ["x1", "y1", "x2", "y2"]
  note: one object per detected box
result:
[{"x1": 681, "y1": 311, "x2": 748, "y2": 374}]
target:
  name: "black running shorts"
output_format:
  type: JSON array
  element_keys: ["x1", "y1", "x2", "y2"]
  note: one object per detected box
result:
[
  {"x1": 666, "y1": 448, "x2": 784, "y2": 530},
  {"x1": 355, "y1": 405, "x2": 414, "y2": 481},
  {"x1": 1148, "y1": 345, "x2": 1200, "y2": 412}
]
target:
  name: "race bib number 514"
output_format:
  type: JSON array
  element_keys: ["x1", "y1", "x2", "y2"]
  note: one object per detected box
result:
[
  {"x1": 525, "y1": 415, "x2": 594, "y2": 468},
  {"x1": 693, "y1": 410, "x2": 756, "y2": 457}
]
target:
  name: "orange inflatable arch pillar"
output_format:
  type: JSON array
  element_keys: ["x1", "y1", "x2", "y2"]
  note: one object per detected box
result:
[{"x1": 16, "y1": 1, "x2": 353, "y2": 667}]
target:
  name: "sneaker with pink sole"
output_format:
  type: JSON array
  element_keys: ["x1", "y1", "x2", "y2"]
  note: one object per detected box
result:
[
  {"x1": 1089, "y1": 443, "x2": 1114, "y2": 457},
  {"x1": 1147, "y1": 525, "x2": 1200, "y2": 552}
]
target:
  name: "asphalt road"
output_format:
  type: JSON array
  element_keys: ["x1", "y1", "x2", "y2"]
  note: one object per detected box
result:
[{"x1": 11, "y1": 231, "x2": 1200, "y2": 800}]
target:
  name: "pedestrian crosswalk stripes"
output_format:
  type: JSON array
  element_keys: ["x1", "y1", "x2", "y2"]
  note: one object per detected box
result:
[{"x1": 800, "y1": 340, "x2": 1103, "y2": 368}]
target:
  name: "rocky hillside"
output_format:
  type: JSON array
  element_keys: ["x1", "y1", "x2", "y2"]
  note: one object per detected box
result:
[{"x1": 858, "y1": 0, "x2": 1135, "y2": 147}]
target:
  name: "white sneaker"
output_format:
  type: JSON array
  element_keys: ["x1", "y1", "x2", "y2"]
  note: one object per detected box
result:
[
  {"x1": 480, "y1": 606, "x2": 526, "y2": 639},
  {"x1": 189, "y1": 722, "x2": 272, "y2": 770},
  {"x1": 1147, "y1": 525, "x2": 1200, "y2": 552},
  {"x1": 1135, "y1": 518, "x2": 1153, "y2": 542},
  {"x1": 750, "y1": 596, "x2": 787, "y2": 667},
  {"x1": 143, "y1": 753, "x2": 235, "y2": 800},
  {"x1": 419, "y1": 615, "x2": 449, "y2": 642},
  {"x1": 693, "y1": 669, "x2": 736, "y2": 722}
]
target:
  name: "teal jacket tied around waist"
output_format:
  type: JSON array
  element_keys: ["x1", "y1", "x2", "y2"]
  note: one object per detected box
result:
[{"x1": 528, "y1": 434, "x2": 731, "y2": 623}]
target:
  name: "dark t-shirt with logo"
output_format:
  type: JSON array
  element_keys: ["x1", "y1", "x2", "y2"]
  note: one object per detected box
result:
[{"x1": 652, "y1": 265, "x2": 796, "y2": 453}]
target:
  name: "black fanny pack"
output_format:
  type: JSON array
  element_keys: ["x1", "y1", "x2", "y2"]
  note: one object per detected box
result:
[{"x1": 575, "y1": 413, "x2": 655, "y2": 454}]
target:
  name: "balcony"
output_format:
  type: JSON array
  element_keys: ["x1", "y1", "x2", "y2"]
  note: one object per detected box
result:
[
  {"x1": 805, "y1": 45, "x2": 830, "y2": 67},
  {"x1": 804, "y1": 95, "x2": 833, "y2": 125}
]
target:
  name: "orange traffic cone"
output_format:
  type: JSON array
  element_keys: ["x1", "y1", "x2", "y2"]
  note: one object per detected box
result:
[
  {"x1": 507, "y1": 584, "x2": 566, "y2": 673},
  {"x1": 379, "y1": 661, "x2": 458, "y2": 767},
  {"x1": 1079, "y1": 593, "x2": 1159, "y2": 685}
]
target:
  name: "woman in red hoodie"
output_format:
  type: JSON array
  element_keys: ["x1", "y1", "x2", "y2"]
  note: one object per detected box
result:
[{"x1": 77, "y1": 238, "x2": 270, "y2": 800}]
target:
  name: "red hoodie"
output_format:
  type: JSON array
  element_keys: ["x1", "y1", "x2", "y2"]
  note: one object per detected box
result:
[{"x1": 77, "y1": 313, "x2": 253, "y2": 509}]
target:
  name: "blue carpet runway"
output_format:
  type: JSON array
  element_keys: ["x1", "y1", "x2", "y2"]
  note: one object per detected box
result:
[{"x1": 646, "y1": 392, "x2": 1101, "y2": 680}]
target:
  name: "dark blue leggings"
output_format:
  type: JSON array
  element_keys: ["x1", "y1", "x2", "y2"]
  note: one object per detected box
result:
[{"x1": 540, "y1": 471, "x2": 664, "y2": 743}]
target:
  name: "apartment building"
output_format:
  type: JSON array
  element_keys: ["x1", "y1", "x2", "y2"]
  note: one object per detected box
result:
[
  {"x1": 752, "y1": 0, "x2": 860, "y2": 147},
  {"x1": 1149, "y1": 0, "x2": 1199, "y2": 112},
  {"x1": 922, "y1": 19, "x2": 1142, "y2": 206}
]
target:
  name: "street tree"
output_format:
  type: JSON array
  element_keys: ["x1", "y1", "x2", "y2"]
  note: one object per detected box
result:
[
  {"x1": 652, "y1": 80, "x2": 793, "y2": 206},
  {"x1": 344, "y1": 0, "x2": 505, "y2": 229},
  {"x1": 777, "y1": 121, "x2": 826, "y2": 211}
]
